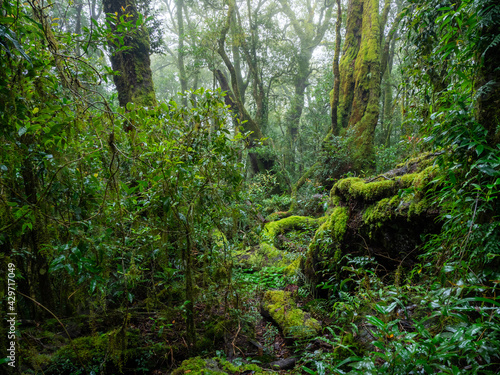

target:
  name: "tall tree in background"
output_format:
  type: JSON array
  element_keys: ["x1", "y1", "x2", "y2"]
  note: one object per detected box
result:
[
  {"x1": 216, "y1": 0, "x2": 272, "y2": 174},
  {"x1": 176, "y1": 0, "x2": 188, "y2": 106},
  {"x1": 278, "y1": 0, "x2": 333, "y2": 169},
  {"x1": 103, "y1": 0, "x2": 156, "y2": 107}
]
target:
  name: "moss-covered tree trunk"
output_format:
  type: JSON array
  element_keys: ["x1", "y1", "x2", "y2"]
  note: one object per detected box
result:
[
  {"x1": 338, "y1": 0, "x2": 363, "y2": 132},
  {"x1": 335, "y1": 0, "x2": 401, "y2": 170},
  {"x1": 331, "y1": 0, "x2": 342, "y2": 136},
  {"x1": 103, "y1": 0, "x2": 156, "y2": 108},
  {"x1": 338, "y1": 0, "x2": 382, "y2": 170}
]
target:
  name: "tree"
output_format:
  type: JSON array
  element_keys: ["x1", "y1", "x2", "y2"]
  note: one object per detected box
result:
[
  {"x1": 403, "y1": 0, "x2": 500, "y2": 272},
  {"x1": 215, "y1": 0, "x2": 272, "y2": 174},
  {"x1": 278, "y1": 0, "x2": 334, "y2": 170},
  {"x1": 103, "y1": 0, "x2": 156, "y2": 108},
  {"x1": 334, "y1": 0, "x2": 399, "y2": 170},
  {"x1": 330, "y1": 0, "x2": 342, "y2": 136}
]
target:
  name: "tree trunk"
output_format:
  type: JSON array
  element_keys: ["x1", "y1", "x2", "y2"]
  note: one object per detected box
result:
[
  {"x1": 216, "y1": 0, "x2": 273, "y2": 175},
  {"x1": 278, "y1": 0, "x2": 333, "y2": 170},
  {"x1": 476, "y1": 0, "x2": 500, "y2": 147},
  {"x1": 103, "y1": 0, "x2": 156, "y2": 108},
  {"x1": 176, "y1": 0, "x2": 188, "y2": 107},
  {"x1": 74, "y1": 1, "x2": 84, "y2": 55},
  {"x1": 338, "y1": 0, "x2": 386, "y2": 170},
  {"x1": 331, "y1": 0, "x2": 342, "y2": 135},
  {"x1": 21, "y1": 136, "x2": 54, "y2": 318}
]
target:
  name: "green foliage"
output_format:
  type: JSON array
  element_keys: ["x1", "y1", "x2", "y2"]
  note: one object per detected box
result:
[
  {"x1": 374, "y1": 138, "x2": 423, "y2": 174},
  {"x1": 403, "y1": 0, "x2": 500, "y2": 272},
  {"x1": 316, "y1": 131, "x2": 356, "y2": 189}
]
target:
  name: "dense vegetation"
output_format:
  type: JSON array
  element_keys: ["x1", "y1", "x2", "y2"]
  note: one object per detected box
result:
[{"x1": 1, "y1": 0, "x2": 499, "y2": 373}]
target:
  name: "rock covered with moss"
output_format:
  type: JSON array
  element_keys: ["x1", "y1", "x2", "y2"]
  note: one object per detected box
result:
[
  {"x1": 261, "y1": 290, "x2": 321, "y2": 339},
  {"x1": 304, "y1": 153, "x2": 442, "y2": 289}
]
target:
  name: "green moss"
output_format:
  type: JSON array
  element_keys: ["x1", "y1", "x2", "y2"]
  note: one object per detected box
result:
[
  {"x1": 395, "y1": 151, "x2": 436, "y2": 170},
  {"x1": 284, "y1": 257, "x2": 301, "y2": 276},
  {"x1": 171, "y1": 357, "x2": 222, "y2": 375},
  {"x1": 350, "y1": 179, "x2": 395, "y2": 201},
  {"x1": 363, "y1": 196, "x2": 399, "y2": 228},
  {"x1": 332, "y1": 207, "x2": 349, "y2": 241},
  {"x1": 263, "y1": 216, "x2": 321, "y2": 244},
  {"x1": 54, "y1": 333, "x2": 107, "y2": 365},
  {"x1": 262, "y1": 290, "x2": 321, "y2": 339},
  {"x1": 332, "y1": 165, "x2": 438, "y2": 203},
  {"x1": 219, "y1": 358, "x2": 262, "y2": 373},
  {"x1": 212, "y1": 229, "x2": 228, "y2": 248},
  {"x1": 171, "y1": 357, "x2": 268, "y2": 375},
  {"x1": 308, "y1": 207, "x2": 349, "y2": 256},
  {"x1": 239, "y1": 215, "x2": 325, "y2": 271},
  {"x1": 408, "y1": 198, "x2": 431, "y2": 216}
]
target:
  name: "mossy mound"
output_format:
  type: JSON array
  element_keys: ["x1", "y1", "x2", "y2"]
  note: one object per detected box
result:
[
  {"x1": 235, "y1": 216, "x2": 324, "y2": 271},
  {"x1": 262, "y1": 216, "x2": 325, "y2": 245},
  {"x1": 171, "y1": 356, "x2": 270, "y2": 375},
  {"x1": 261, "y1": 290, "x2": 321, "y2": 340},
  {"x1": 304, "y1": 154, "x2": 442, "y2": 290}
]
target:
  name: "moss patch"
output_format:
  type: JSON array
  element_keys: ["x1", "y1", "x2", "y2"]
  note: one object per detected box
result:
[
  {"x1": 331, "y1": 165, "x2": 438, "y2": 203},
  {"x1": 262, "y1": 215, "x2": 323, "y2": 245},
  {"x1": 262, "y1": 290, "x2": 321, "y2": 339},
  {"x1": 171, "y1": 356, "x2": 268, "y2": 375},
  {"x1": 308, "y1": 207, "x2": 349, "y2": 255}
]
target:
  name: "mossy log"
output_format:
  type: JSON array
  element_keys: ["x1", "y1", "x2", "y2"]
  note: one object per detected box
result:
[
  {"x1": 303, "y1": 153, "x2": 442, "y2": 290},
  {"x1": 235, "y1": 216, "x2": 325, "y2": 271},
  {"x1": 261, "y1": 290, "x2": 321, "y2": 340}
]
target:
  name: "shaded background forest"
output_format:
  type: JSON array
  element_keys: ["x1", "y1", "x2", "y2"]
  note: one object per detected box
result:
[{"x1": 1, "y1": 0, "x2": 500, "y2": 373}]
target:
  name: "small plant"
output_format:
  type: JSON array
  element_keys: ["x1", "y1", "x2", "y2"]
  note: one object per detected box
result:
[{"x1": 262, "y1": 322, "x2": 280, "y2": 355}]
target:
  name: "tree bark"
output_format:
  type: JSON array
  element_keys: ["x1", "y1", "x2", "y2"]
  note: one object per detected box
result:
[
  {"x1": 337, "y1": 0, "x2": 402, "y2": 170},
  {"x1": 476, "y1": 0, "x2": 500, "y2": 147},
  {"x1": 331, "y1": 0, "x2": 342, "y2": 135},
  {"x1": 176, "y1": 0, "x2": 188, "y2": 107},
  {"x1": 103, "y1": 0, "x2": 156, "y2": 108}
]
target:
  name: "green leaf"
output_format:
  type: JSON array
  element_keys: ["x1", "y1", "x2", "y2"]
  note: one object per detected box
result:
[
  {"x1": 366, "y1": 315, "x2": 386, "y2": 330},
  {"x1": 0, "y1": 24, "x2": 32, "y2": 64},
  {"x1": 461, "y1": 297, "x2": 500, "y2": 308},
  {"x1": 476, "y1": 144, "x2": 484, "y2": 156}
]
